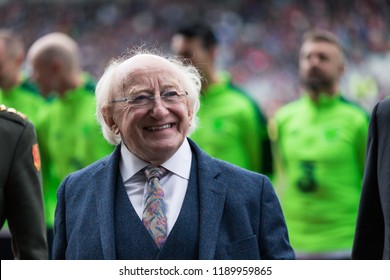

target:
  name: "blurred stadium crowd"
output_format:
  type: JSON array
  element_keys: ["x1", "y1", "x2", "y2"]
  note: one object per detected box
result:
[{"x1": 1, "y1": 0, "x2": 389, "y2": 116}]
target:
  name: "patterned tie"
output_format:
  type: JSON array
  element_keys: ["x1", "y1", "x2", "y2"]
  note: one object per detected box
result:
[{"x1": 142, "y1": 165, "x2": 168, "y2": 249}]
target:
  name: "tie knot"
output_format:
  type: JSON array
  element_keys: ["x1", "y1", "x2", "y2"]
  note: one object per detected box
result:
[{"x1": 144, "y1": 165, "x2": 167, "y2": 182}]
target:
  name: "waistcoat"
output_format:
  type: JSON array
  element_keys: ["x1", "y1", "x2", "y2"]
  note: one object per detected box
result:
[{"x1": 114, "y1": 155, "x2": 200, "y2": 259}]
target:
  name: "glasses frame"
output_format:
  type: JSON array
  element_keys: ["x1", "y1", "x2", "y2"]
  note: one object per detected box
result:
[{"x1": 109, "y1": 91, "x2": 188, "y2": 107}]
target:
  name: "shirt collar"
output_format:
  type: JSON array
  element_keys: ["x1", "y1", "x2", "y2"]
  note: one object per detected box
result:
[
  {"x1": 119, "y1": 138, "x2": 192, "y2": 182},
  {"x1": 303, "y1": 92, "x2": 341, "y2": 107}
]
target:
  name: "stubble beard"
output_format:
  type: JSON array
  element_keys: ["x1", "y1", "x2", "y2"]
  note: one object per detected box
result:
[{"x1": 300, "y1": 71, "x2": 333, "y2": 94}]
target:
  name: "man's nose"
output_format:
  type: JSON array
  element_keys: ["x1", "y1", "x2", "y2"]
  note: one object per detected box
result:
[
  {"x1": 308, "y1": 55, "x2": 321, "y2": 66},
  {"x1": 149, "y1": 98, "x2": 169, "y2": 118}
]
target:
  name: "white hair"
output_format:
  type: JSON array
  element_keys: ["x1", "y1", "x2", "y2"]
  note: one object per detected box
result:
[{"x1": 95, "y1": 49, "x2": 202, "y2": 145}]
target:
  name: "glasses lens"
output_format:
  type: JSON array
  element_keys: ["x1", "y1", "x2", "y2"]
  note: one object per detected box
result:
[
  {"x1": 162, "y1": 91, "x2": 181, "y2": 103},
  {"x1": 131, "y1": 94, "x2": 152, "y2": 106}
]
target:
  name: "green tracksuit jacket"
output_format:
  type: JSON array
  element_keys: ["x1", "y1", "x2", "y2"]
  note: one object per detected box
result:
[
  {"x1": 271, "y1": 93, "x2": 369, "y2": 254},
  {"x1": 190, "y1": 73, "x2": 272, "y2": 175},
  {"x1": 36, "y1": 74, "x2": 114, "y2": 227}
]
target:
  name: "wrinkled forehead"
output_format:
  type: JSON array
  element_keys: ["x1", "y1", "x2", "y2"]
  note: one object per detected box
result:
[{"x1": 114, "y1": 54, "x2": 183, "y2": 92}]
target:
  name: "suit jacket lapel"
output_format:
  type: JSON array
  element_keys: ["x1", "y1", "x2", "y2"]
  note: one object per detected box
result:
[
  {"x1": 93, "y1": 145, "x2": 121, "y2": 260},
  {"x1": 189, "y1": 139, "x2": 228, "y2": 259}
]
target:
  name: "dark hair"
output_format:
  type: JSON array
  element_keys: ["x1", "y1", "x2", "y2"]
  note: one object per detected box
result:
[{"x1": 174, "y1": 21, "x2": 217, "y2": 49}]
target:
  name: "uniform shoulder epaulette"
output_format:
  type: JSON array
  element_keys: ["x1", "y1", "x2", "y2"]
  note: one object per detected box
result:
[{"x1": 0, "y1": 104, "x2": 28, "y2": 124}]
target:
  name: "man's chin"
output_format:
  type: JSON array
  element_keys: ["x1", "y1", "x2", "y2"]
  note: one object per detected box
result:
[
  {"x1": 148, "y1": 140, "x2": 179, "y2": 153},
  {"x1": 303, "y1": 80, "x2": 330, "y2": 93}
]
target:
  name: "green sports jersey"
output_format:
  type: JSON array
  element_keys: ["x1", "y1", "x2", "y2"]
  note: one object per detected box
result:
[
  {"x1": 0, "y1": 78, "x2": 47, "y2": 124},
  {"x1": 190, "y1": 73, "x2": 272, "y2": 174},
  {"x1": 272, "y1": 93, "x2": 369, "y2": 253},
  {"x1": 36, "y1": 73, "x2": 114, "y2": 227}
]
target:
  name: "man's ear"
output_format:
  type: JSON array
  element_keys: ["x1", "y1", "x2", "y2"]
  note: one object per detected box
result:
[
  {"x1": 101, "y1": 105, "x2": 119, "y2": 134},
  {"x1": 187, "y1": 107, "x2": 194, "y2": 124},
  {"x1": 338, "y1": 62, "x2": 345, "y2": 76},
  {"x1": 15, "y1": 53, "x2": 25, "y2": 67},
  {"x1": 209, "y1": 45, "x2": 218, "y2": 61}
]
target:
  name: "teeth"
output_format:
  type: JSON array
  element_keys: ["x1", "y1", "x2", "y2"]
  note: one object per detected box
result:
[{"x1": 147, "y1": 124, "x2": 172, "y2": 131}]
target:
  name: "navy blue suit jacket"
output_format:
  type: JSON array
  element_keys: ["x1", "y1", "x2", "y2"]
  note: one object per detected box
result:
[{"x1": 52, "y1": 139, "x2": 294, "y2": 259}]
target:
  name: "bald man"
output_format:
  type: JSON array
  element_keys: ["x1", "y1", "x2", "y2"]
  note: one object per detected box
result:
[
  {"x1": 27, "y1": 32, "x2": 85, "y2": 98},
  {"x1": 27, "y1": 33, "x2": 114, "y2": 257}
]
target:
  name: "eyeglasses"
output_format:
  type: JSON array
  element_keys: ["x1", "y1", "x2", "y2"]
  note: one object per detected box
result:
[{"x1": 109, "y1": 91, "x2": 188, "y2": 107}]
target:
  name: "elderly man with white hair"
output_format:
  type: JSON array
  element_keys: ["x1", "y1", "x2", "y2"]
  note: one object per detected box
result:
[{"x1": 52, "y1": 48, "x2": 294, "y2": 260}]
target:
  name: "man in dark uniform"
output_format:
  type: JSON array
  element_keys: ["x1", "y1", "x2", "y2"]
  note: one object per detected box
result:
[{"x1": 0, "y1": 104, "x2": 48, "y2": 259}]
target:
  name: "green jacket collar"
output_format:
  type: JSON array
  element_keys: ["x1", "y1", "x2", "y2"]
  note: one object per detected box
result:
[
  {"x1": 302, "y1": 92, "x2": 341, "y2": 108},
  {"x1": 202, "y1": 72, "x2": 231, "y2": 97}
]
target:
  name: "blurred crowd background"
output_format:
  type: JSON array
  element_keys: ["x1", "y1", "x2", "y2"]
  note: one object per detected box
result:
[{"x1": 1, "y1": 0, "x2": 389, "y2": 117}]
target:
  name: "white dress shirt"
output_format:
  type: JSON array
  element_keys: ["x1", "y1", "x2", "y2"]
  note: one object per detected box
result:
[{"x1": 119, "y1": 139, "x2": 192, "y2": 235}]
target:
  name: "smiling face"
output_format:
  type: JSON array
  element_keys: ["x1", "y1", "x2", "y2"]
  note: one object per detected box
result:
[{"x1": 103, "y1": 55, "x2": 194, "y2": 165}]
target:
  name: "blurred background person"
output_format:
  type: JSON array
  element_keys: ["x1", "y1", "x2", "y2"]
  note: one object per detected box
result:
[
  {"x1": 270, "y1": 29, "x2": 369, "y2": 259},
  {"x1": 171, "y1": 20, "x2": 272, "y2": 175},
  {"x1": 352, "y1": 98, "x2": 390, "y2": 260},
  {"x1": 0, "y1": 29, "x2": 46, "y2": 124},
  {"x1": 27, "y1": 32, "x2": 114, "y2": 257},
  {"x1": 0, "y1": 104, "x2": 48, "y2": 259}
]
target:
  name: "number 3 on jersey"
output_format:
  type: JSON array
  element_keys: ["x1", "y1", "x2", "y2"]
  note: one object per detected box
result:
[{"x1": 296, "y1": 161, "x2": 318, "y2": 192}]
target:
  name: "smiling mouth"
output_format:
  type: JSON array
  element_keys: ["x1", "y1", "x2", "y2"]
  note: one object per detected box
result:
[{"x1": 145, "y1": 123, "x2": 174, "y2": 131}]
